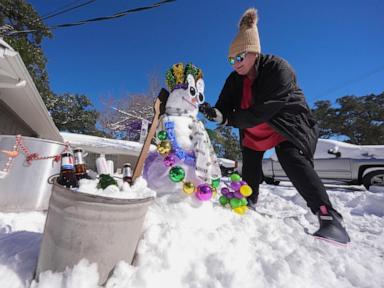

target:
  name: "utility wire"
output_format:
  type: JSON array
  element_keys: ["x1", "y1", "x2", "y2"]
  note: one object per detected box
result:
[
  {"x1": 320, "y1": 64, "x2": 384, "y2": 97},
  {"x1": 40, "y1": 0, "x2": 97, "y2": 21},
  {"x1": 4, "y1": 0, "x2": 176, "y2": 36}
]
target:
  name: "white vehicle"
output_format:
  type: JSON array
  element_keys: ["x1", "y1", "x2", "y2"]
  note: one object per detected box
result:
[{"x1": 262, "y1": 139, "x2": 384, "y2": 190}]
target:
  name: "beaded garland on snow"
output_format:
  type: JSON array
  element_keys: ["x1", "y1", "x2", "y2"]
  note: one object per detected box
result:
[
  {"x1": 155, "y1": 122, "x2": 220, "y2": 201},
  {"x1": 219, "y1": 172, "x2": 254, "y2": 215}
]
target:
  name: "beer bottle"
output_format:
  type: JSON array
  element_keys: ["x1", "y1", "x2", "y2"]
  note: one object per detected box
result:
[
  {"x1": 73, "y1": 148, "x2": 89, "y2": 180},
  {"x1": 122, "y1": 163, "x2": 133, "y2": 185},
  {"x1": 57, "y1": 152, "x2": 79, "y2": 188}
]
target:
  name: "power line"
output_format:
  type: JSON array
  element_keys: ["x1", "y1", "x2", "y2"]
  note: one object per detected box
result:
[
  {"x1": 40, "y1": 0, "x2": 97, "y2": 21},
  {"x1": 4, "y1": 0, "x2": 176, "y2": 36},
  {"x1": 320, "y1": 64, "x2": 384, "y2": 97}
]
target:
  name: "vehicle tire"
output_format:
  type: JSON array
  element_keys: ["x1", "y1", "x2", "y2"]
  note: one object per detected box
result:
[
  {"x1": 264, "y1": 177, "x2": 280, "y2": 186},
  {"x1": 362, "y1": 170, "x2": 384, "y2": 190}
]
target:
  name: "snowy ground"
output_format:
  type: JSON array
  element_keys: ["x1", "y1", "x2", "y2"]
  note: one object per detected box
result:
[{"x1": 0, "y1": 182, "x2": 383, "y2": 288}]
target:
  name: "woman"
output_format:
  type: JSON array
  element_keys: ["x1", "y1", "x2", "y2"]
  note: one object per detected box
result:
[{"x1": 200, "y1": 8, "x2": 350, "y2": 244}]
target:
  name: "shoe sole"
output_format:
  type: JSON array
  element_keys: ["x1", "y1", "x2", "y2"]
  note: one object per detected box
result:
[{"x1": 313, "y1": 235, "x2": 349, "y2": 247}]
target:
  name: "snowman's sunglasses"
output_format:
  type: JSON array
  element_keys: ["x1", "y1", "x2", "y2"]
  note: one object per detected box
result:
[{"x1": 228, "y1": 52, "x2": 247, "y2": 65}]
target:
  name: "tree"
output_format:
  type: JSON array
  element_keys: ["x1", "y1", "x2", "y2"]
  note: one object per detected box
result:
[
  {"x1": 311, "y1": 100, "x2": 338, "y2": 139},
  {"x1": 99, "y1": 74, "x2": 161, "y2": 140},
  {"x1": 0, "y1": 0, "x2": 54, "y2": 108},
  {"x1": 207, "y1": 125, "x2": 242, "y2": 160},
  {"x1": 312, "y1": 92, "x2": 384, "y2": 145},
  {"x1": 50, "y1": 93, "x2": 101, "y2": 135},
  {"x1": 1, "y1": 1, "x2": 105, "y2": 136}
]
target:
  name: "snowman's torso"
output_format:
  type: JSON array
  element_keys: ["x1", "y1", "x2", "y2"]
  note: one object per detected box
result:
[{"x1": 160, "y1": 115, "x2": 196, "y2": 152}]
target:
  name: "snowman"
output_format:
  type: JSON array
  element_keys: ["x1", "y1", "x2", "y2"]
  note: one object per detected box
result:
[{"x1": 143, "y1": 63, "x2": 221, "y2": 199}]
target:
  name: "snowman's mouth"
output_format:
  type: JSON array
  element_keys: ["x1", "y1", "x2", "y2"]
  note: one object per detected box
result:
[{"x1": 182, "y1": 96, "x2": 197, "y2": 108}]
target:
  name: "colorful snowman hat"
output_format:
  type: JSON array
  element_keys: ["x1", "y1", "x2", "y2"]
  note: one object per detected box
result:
[{"x1": 165, "y1": 63, "x2": 203, "y2": 92}]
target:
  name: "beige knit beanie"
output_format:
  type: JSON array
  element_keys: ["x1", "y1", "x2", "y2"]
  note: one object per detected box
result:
[{"x1": 229, "y1": 8, "x2": 261, "y2": 57}]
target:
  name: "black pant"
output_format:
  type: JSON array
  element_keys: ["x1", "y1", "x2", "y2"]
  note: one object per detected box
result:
[{"x1": 241, "y1": 141, "x2": 332, "y2": 214}]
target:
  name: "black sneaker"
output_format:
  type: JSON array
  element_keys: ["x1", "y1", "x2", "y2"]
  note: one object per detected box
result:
[{"x1": 313, "y1": 205, "x2": 350, "y2": 245}]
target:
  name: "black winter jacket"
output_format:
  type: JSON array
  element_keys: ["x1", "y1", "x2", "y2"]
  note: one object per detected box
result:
[{"x1": 215, "y1": 54, "x2": 319, "y2": 158}]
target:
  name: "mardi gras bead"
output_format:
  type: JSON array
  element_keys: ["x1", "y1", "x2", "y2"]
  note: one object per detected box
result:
[
  {"x1": 226, "y1": 192, "x2": 235, "y2": 199},
  {"x1": 240, "y1": 184, "x2": 253, "y2": 197},
  {"x1": 157, "y1": 140, "x2": 172, "y2": 155},
  {"x1": 221, "y1": 187, "x2": 230, "y2": 196},
  {"x1": 233, "y1": 206, "x2": 248, "y2": 215},
  {"x1": 230, "y1": 198, "x2": 242, "y2": 209},
  {"x1": 211, "y1": 178, "x2": 220, "y2": 188},
  {"x1": 219, "y1": 195, "x2": 229, "y2": 206},
  {"x1": 240, "y1": 197, "x2": 248, "y2": 206},
  {"x1": 164, "y1": 154, "x2": 176, "y2": 167},
  {"x1": 230, "y1": 173, "x2": 241, "y2": 182},
  {"x1": 169, "y1": 166, "x2": 185, "y2": 182},
  {"x1": 157, "y1": 130, "x2": 168, "y2": 141},
  {"x1": 230, "y1": 181, "x2": 242, "y2": 191},
  {"x1": 196, "y1": 184, "x2": 212, "y2": 201},
  {"x1": 183, "y1": 181, "x2": 195, "y2": 194},
  {"x1": 233, "y1": 191, "x2": 243, "y2": 199}
]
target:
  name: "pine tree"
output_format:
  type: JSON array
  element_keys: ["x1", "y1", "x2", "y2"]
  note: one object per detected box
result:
[
  {"x1": 207, "y1": 126, "x2": 241, "y2": 160},
  {"x1": 312, "y1": 92, "x2": 384, "y2": 144}
]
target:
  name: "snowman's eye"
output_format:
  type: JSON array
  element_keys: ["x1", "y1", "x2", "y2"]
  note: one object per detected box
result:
[
  {"x1": 189, "y1": 86, "x2": 196, "y2": 96},
  {"x1": 198, "y1": 93, "x2": 205, "y2": 104}
]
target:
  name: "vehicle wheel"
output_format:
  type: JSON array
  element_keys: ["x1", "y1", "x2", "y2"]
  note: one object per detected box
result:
[
  {"x1": 264, "y1": 177, "x2": 280, "y2": 186},
  {"x1": 362, "y1": 170, "x2": 384, "y2": 190}
]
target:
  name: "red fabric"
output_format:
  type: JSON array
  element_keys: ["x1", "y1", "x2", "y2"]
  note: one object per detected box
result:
[{"x1": 241, "y1": 77, "x2": 286, "y2": 151}]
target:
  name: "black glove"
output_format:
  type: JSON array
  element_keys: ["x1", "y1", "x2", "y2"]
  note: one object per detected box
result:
[{"x1": 199, "y1": 102, "x2": 217, "y2": 121}]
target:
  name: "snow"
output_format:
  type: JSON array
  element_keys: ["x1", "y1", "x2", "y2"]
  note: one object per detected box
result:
[
  {"x1": 74, "y1": 177, "x2": 156, "y2": 199},
  {"x1": 0, "y1": 182, "x2": 383, "y2": 288},
  {"x1": 60, "y1": 132, "x2": 156, "y2": 156}
]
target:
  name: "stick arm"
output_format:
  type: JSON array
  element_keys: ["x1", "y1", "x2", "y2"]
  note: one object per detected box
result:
[{"x1": 132, "y1": 88, "x2": 169, "y2": 182}]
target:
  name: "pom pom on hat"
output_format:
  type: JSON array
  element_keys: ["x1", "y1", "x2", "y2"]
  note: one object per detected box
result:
[
  {"x1": 239, "y1": 8, "x2": 258, "y2": 31},
  {"x1": 229, "y1": 8, "x2": 261, "y2": 57}
]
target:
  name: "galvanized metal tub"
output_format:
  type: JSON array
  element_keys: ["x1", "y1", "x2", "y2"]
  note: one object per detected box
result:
[
  {"x1": 36, "y1": 183, "x2": 154, "y2": 285},
  {"x1": 0, "y1": 135, "x2": 65, "y2": 211}
]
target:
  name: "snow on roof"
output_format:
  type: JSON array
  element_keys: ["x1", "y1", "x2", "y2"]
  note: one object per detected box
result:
[
  {"x1": 315, "y1": 139, "x2": 384, "y2": 159},
  {"x1": 0, "y1": 38, "x2": 62, "y2": 142},
  {"x1": 60, "y1": 132, "x2": 156, "y2": 156}
]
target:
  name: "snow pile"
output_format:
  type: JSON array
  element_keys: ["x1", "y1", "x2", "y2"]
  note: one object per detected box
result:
[{"x1": 0, "y1": 183, "x2": 383, "y2": 288}]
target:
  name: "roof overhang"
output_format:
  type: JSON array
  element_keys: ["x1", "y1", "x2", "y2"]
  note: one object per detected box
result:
[{"x1": 0, "y1": 38, "x2": 63, "y2": 142}]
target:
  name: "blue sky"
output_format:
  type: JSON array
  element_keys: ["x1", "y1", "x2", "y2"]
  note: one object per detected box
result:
[{"x1": 29, "y1": 0, "x2": 383, "y2": 114}]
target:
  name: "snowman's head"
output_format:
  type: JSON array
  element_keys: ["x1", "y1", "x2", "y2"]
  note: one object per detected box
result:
[{"x1": 165, "y1": 63, "x2": 205, "y2": 117}]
